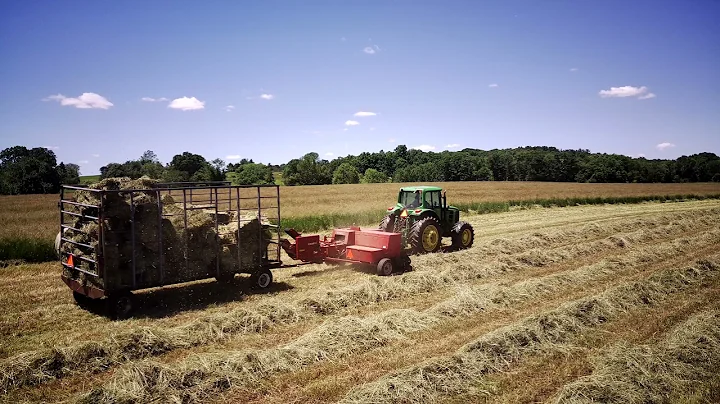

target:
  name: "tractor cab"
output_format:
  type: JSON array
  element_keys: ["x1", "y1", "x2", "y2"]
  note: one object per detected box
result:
[{"x1": 381, "y1": 186, "x2": 473, "y2": 254}]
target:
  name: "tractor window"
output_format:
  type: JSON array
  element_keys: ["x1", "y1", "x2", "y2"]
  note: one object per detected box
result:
[
  {"x1": 424, "y1": 191, "x2": 440, "y2": 208},
  {"x1": 399, "y1": 191, "x2": 422, "y2": 208}
]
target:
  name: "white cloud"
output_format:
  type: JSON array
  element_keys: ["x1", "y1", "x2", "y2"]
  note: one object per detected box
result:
[
  {"x1": 354, "y1": 111, "x2": 377, "y2": 117},
  {"x1": 343, "y1": 128, "x2": 349, "y2": 131},
  {"x1": 43, "y1": 92, "x2": 113, "y2": 109},
  {"x1": 77, "y1": 160, "x2": 89, "y2": 164},
  {"x1": 226, "y1": 155, "x2": 242, "y2": 160},
  {"x1": 42, "y1": 145, "x2": 60, "y2": 150},
  {"x1": 141, "y1": 97, "x2": 169, "y2": 102},
  {"x1": 345, "y1": 120, "x2": 360, "y2": 126},
  {"x1": 260, "y1": 94, "x2": 274, "y2": 100},
  {"x1": 370, "y1": 127, "x2": 376, "y2": 131},
  {"x1": 388, "y1": 138, "x2": 396, "y2": 143},
  {"x1": 224, "y1": 105, "x2": 235, "y2": 112},
  {"x1": 488, "y1": 83, "x2": 499, "y2": 88},
  {"x1": 598, "y1": 85, "x2": 654, "y2": 99},
  {"x1": 168, "y1": 96, "x2": 205, "y2": 111},
  {"x1": 638, "y1": 93, "x2": 656, "y2": 100},
  {"x1": 570, "y1": 68, "x2": 579, "y2": 72},
  {"x1": 363, "y1": 46, "x2": 376, "y2": 54},
  {"x1": 91, "y1": 154, "x2": 100, "y2": 158},
  {"x1": 656, "y1": 142, "x2": 675, "y2": 151},
  {"x1": 325, "y1": 152, "x2": 334, "y2": 156},
  {"x1": 411, "y1": 145, "x2": 436, "y2": 152},
  {"x1": 446, "y1": 143, "x2": 460, "y2": 149}
]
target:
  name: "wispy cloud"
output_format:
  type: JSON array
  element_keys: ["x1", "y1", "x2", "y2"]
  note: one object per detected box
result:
[
  {"x1": 341, "y1": 37, "x2": 346, "y2": 41},
  {"x1": 446, "y1": 143, "x2": 460, "y2": 149},
  {"x1": 488, "y1": 83, "x2": 499, "y2": 88},
  {"x1": 388, "y1": 138, "x2": 396, "y2": 143},
  {"x1": 141, "y1": 97, "x2": 169, "y2": 102},
  {"x1": 411, "y1": 145, "x2": 436, "y2": 152},
  {"x1": 91, "y1": 154, "x2": 100, "y2": 158},
  {"x1": 363, "y1": 46, "x2": 376, "y2": 54},
  {"x1": 638, "y1": 93, "x2": 656, "y2": 100},
  {"x1": 43, "y1": 145, "x2": 60, "y2": 150},
  {"x1": 599, "y1": 85, "x2": 656, "y2": 100},
  {"x1": 224, "y1": 105, "x2": 235, "y2": 112},
  {"x1": 325, "y1": 152, "x2": 334, "y2": 156},
  {"x1": 570, "y1": 68, "x2": 579, "y2": 72},
  {"x1": 77, "y1": 160, "x2": 89, "y2": 164},
  {"x1": 354, "y1": 111, "x2": 377, "y2": 117},
  {"x1": 260, "y1": 94, "x2": 274, "y2": 100},
  {"x1": 226, "y1": 155, "x2": 242, "y2": 160},
  {"x1": 345, "y1": 120, "x2": 360, "y2": 126},
  {"x1": 43, "y1": 93, "x2": 113, "y2": 109},
  {"x1": 370, "y1": 127, "x2": 376, "y2": 131},
  {"x1": 656, "y1": 142, "x2": 675, "y2": 151},
  {"x1": 168, "y1": 96, "x2": 205, "y2": 111}
]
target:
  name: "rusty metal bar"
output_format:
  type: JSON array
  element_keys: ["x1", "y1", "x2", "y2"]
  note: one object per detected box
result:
[
  {"x1": 183, "y1": 188, "x2": 189, "y2": 275},
  {"x1": 157, "y1": 190, "x2": 164, "y2": 284},
  {"x1": 214, "y1": 187, "x2": 220, "y2": 278},
  {"x1": 130, "y1": 192, "x2": 137, "y2": 289},
  {"x1": 236, "y1": 187, "x2": 241, "y2": 271},
  {"x1": 62, "y1": 263, "x2": 100, "y2": 277},
  {"x1": 100, "y1": 192, "x2": 107, "y2": 288}
]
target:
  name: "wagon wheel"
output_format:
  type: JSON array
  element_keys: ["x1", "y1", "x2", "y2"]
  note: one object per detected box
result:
[
  {"x1": 107, "y1": 291, "x2": 134, "y2": 320},
  {"x1": 251, "y1": 268, "x2": 273, "y2": 289},
  {"x1": 376, "y1": 258, "x2": 394, "y2": 276}
]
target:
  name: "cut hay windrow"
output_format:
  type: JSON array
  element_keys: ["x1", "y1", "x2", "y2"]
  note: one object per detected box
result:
[
  {"x1": 553, "y1": 309, "x2": 720, "y2": 404},
  {"x1": 299, "y1": 212, "x2": 720, "y2": 314},
  {"x1": 2, "y1": 211, "x2": 718, "y2": 393},
  {"x1": 339, "y1": 256, "x2": 720, "y2": 404},
  {"x1": 74, "y1": 232, "x2": 720, "y2": 404}
]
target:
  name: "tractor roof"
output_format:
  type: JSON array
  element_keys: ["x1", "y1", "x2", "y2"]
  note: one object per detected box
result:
[{"x1": 400, "y1": 185, "x2": 443, "y2": 192}]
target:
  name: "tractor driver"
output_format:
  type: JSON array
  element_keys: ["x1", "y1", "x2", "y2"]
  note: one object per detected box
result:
[{"x1": 408, "y1": 190, "x2": 422, "y2": 208}]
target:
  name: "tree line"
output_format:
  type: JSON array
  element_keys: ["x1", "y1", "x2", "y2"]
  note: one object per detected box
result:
[{"x1": 2, "y1": 144, "x2": 719, "y2": 194}]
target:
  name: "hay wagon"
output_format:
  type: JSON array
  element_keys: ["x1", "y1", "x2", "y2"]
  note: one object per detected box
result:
[{"x1": 57, "y1": 180, "x2": 282, "y2": 318}]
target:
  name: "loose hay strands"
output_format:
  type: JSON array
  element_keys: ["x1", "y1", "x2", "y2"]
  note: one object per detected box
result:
[
  {"x1": 553, "y1": 309, "x2": 720, "y2": 404},
  {"x1": 74, "y1": 232, "x2": 720, "y2": 404},
  {"x1": 338, "y1": 256, "x2": 720, "y2": 404},
  {"x1": 1, "y1": 210, "x2": 718, "y2": 393}
]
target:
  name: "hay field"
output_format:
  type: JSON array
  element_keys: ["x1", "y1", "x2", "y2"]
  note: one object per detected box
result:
[
  {"x1": 1, "y1": 200, "x2": 720, "y2": 403},
  {"x1": 2, "y1": 181, "x2": 720, "y2": 242}
]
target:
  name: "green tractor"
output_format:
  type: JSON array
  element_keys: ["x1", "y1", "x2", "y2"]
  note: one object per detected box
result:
[{"x1": 379, "y1": 186, "x2": 474, "y2": 254}]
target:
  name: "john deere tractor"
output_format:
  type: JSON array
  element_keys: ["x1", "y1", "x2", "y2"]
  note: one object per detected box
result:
[{"x1": 379, "y1": 186, "x2": 474, "y2": 254}]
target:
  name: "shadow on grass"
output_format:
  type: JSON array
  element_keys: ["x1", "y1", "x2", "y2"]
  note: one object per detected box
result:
[{"x1": 76, "y1": 277, "x2": 294, "y2": 320}]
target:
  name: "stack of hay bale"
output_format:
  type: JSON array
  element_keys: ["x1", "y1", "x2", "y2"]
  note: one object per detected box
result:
[{"x1": 60, "y1": 177, "x2": 272, "y2": 291}]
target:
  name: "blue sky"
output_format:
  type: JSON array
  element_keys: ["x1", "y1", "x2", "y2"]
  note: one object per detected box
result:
[{"x1": 1, "y1": 1, "x2": 718, "y2": 175}]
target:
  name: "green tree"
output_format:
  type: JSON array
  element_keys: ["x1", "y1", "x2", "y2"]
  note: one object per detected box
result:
[
  {"x1": 57, "y1": 162, "x2": 81, "y2": 184},
  {"x1": 332, "y1": 162, "x2": 360, "y2": 184},
  {"x1": 362, "y1": 168, "x2": 388, "y2": 183},
  {"x1": 282, "y1": 152, "x2": 332, "y2": 185},
  {"x1": 167, "y1": 152, "x2": 208, "y2": 181},
  {"x1": 0, "y1": 146, "x2": 61, "y2": 194},
  {"x1": 228, "y1": 162, "x2": 275, "y2": 185}
]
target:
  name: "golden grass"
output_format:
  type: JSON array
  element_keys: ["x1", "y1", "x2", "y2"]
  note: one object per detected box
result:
[
  {"x1": 2, "y1": 181, "x2": 720, "y2": 241},
  {"x1": 1, "y1": 201, "x2": 720, "y2": 403}
]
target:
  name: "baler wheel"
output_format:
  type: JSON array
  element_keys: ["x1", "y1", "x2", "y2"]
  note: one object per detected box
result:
[
  {"x1": 252, "y1": 269, "x2": 273, "y2": 289},
  {"x1": 376, "y1": 258, "x2": 394, "y2": 276},
  {"x1": 108, "y1": 292, "x2": 134, "y2": 320},
  {"x1": 73, "y1": 291, "x2": 91, "y2": 308}
]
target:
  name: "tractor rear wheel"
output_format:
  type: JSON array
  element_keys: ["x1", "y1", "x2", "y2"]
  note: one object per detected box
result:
[
  {"x1": 408, "y1": 217, "x2": 442, "y2": 254},
  {"x1": 379, "y1": 214, "x2": 395, "y2": 232},
  {"x1": 376, "y1": 258, "x2": 394, "y2": 276},
  {"x1": 451, "y1": 221, "x2": 474, "y2": 250}
]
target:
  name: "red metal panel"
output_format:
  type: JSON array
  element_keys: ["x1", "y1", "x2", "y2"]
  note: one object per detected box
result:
[
  {"x1": 295, "y1": 235, "x2": 321, "y2": 262},
  {"x1": 61, "y1": 274, "x2": 105, "y2": 299},
  {"x1": 345, "y1": 245, "x2": 383, "y2": 263},
  {"x1": 354, "y1": 230, "x2": 402, "y2": 256},
  {"x1": 331, "y1": 228, "x2": 356, "y2": 245}
]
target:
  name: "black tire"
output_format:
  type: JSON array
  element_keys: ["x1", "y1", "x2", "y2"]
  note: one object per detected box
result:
[
  {"x1": 252, "y1": 268, "x2": 273, "y2": 289},
  {"x1": 451, "y1": 221, "x2": 474, "y2": 250},
  {"x1": 393, "y1": 255, "x2": 412, "y2": 272},
  {"x1": 379, "y1": 214, "x2": 395, "y2": 232},
  {"x1": 408, "y1": 217, "x2": 442, "y2": 254},
  {"x1": 376, "y1": 258, "x2": 393, "y2": 276},
  {"x1": 108, "y1": 292, "x2": 134, "y2": 320}
]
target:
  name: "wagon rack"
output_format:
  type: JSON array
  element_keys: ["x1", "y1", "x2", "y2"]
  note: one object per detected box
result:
[{"x1": 59, "y1": 181, "x2": 282, "y2": 318}]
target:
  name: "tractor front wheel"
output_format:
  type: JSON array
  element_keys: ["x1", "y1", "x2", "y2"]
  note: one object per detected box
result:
[
  {"x1": 451, "y1": 221, "x2": 474, "y2": 250},
  {"x1": 408, "y1": 217, "x2": 442, "y2": 254}
]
